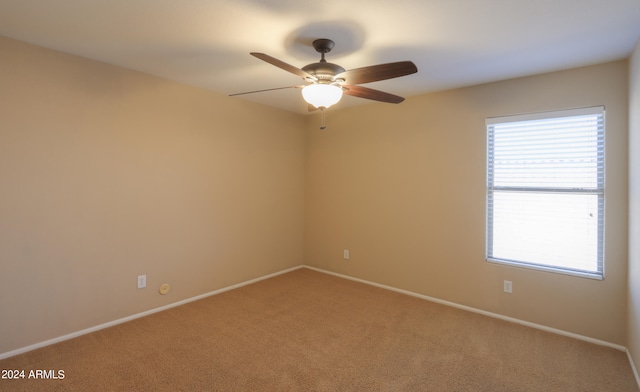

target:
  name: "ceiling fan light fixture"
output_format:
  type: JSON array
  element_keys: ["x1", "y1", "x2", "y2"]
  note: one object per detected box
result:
[{"x1": 302, "y1": 84, "x2": 343, "y2": 109}]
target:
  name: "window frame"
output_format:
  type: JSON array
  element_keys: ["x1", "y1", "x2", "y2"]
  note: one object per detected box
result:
[{"x1": 485, "y1": 106, "x2": 605, "y2": 280}]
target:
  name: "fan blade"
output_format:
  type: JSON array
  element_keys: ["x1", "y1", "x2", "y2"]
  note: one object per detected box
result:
[
  {"x1": 343, "y1": 85, "x2": 405, "y2": 104},
  {"x1": 336, "y1": 61, "x2": 417, "y2": 85},
  {"x1": 308, "y1": 104, "x2": 319, "y2": 112},
  {"x1": 250, "y1": 53, "x2": 317, "y2": 81},
  {"x1": 229, "y1": 85, "x2": 303, "y2": 97}
]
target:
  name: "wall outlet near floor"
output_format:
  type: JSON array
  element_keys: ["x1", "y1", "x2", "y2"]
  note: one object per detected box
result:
[
  {"x1": 137, "y1": 274, "x2": 147, "y2": 289},
  {"x1": 503, "y1": 280, "x2": 512, "y2": 293},
  {"x1": 343, "y1": 249, "x2": 350, "y2": 260}
]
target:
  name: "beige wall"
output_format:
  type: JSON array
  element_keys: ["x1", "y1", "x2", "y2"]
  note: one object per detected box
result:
[
  {"x1": 0, "y1": 36, "x2": 306, "y2": 354},
  {"x1": 305, "y1": 61, "x2": 629, "y2": 345},
  {"x1": 629, "y1": 38, "x2": 640, "y2": 377}
]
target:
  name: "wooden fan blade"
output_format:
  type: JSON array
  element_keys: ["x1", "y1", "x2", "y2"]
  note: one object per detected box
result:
[
  {"x1": 336, "y1": 61, "x2": 417, "y2": 85},
  {"x1": 308, "y1": 104, "x2": 319, "y2": 112},
  {"x1": 229, "y1": 85, "x2": 303, "y2": 97},
  {"x1": 343, "y1": 85, "x2": 405, "y2": 104},
  {"x1": 250, "y1": 53, "x2": 317, "y2": 81}
]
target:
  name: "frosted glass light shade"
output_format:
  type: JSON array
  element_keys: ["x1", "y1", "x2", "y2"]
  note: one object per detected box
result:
[{"x1": 302, "y1": 84, "x2": 343, "y2": 108}]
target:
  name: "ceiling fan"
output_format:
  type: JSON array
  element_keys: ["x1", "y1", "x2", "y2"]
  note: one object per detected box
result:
[{"x1": 230, "y1": 39, "x2": 418, "y2": 129}]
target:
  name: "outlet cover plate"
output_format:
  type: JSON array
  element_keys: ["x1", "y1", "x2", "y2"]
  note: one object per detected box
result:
[
  {"x1": 138, "y1": 274, "x2": 147, "y2": 289},
  {"x1": 504, "y1": 280, "x2": 512, "y2": 293}
]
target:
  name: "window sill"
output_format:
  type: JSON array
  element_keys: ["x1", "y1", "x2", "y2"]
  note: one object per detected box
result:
[{"x1": 486, "y1": 258, "x2": 604, "y2": 280}]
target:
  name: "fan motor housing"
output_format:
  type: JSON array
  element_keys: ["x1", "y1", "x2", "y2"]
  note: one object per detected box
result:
[{"x1": 302, "y1": 62, "x2": 345, "y2": 81}]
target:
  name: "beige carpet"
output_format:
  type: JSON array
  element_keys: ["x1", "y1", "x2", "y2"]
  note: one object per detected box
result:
[{"x1": 0, "y1": 268, "x2": 638, "y2": 391}]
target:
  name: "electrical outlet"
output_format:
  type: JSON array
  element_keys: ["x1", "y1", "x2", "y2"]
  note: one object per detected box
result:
[
  {"x1": 503, "y1": 280, "x2": 512, "y2": 293},
  {"x1": 137, "y1": 274, "x2": 147, "y2": 289},
  {"x1": 343, "y1": 249, "x2": 350, "y2": 260}
]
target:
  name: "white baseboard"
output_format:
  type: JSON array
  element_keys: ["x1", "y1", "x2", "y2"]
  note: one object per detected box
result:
[
  {"x1": 303, "y1": 265, "x2": 640, "y2": 389},
  {"x1": 303, "y1": 265, "x2": 627, "y2": 352},
  {"x1": 0, "y1": 265, "x2": 304, "y2": 360},
  {"x1": 3, "y1": 262, "x2": 637, "y2": 390},
  {"x1": 628, "y1": 348, "x2": 640, "y2": 390}
]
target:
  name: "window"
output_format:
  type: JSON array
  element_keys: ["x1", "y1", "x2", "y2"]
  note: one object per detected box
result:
[{"x1": 486, "y1": 107, "x2": 605, "y2": 279}]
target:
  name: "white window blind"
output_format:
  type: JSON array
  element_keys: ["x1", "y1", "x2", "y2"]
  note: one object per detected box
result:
[{"x1": 486, "y1": 107, "x2": 605, "y2": 279}]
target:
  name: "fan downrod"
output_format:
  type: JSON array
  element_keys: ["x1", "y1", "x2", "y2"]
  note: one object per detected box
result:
[{"x1": 302, "y1": 38, "x2": 344, "y2": 78}]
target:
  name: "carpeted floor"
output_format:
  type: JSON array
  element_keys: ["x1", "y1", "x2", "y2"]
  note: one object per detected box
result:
[{"x1": 0, "y1": 268, "x2": 638, "y2": 391}]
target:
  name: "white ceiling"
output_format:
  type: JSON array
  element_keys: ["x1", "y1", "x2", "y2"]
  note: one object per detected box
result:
[{"x1": 1, "y1": 0, "x2": 639, "y2": 114}]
